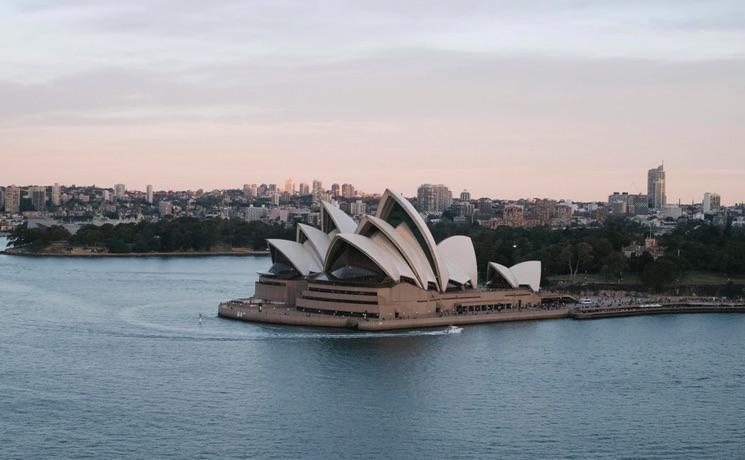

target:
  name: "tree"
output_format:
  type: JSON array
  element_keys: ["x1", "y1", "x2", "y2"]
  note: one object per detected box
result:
[
  {"x1": 600, "y1": 253, "x2": 627, "y2": 282},
  {"x1": 641, "y1": 257, "x2": 682, "y2": 292},
  {"x1": 561, "y1": 241, "x2": 594, "y2": 281}
]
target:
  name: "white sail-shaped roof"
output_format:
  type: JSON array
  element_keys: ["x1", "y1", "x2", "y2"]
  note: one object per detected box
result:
[
  {"x1": 296, "y1": 223, "x2": 331, "y2": 265},
  {"x1": 321, "y1": 201, "x2": 357, "y2": 235},
  {"x1": 324, "y1": 233, "x2": 415, "y2": 283},
  {"x1": 486, "y1": 261, "x2": 542, "y2": 291},
  {"x1": 267, "y1": 239, "x2": 322, "y2": 276},
  {"x1": 356, "y1": 215, "x2": 433, "y2": 289},
  {"x1": 510, "y1": 261, "x2": 542, "y2": 292},
  {"x1": 368, "y1": 233, "x2": 418, "y2": 286},
  {"x1": 376, "y1": 189, "x2": 449, "y2": 292},
  {"x1": 487, "y1": 262, "x2": 519, "y2": 289},
  {"x1": 438, "y1": 236, "x2": 478, "y2": 287}
]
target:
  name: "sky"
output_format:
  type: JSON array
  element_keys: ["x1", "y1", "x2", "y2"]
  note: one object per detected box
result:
[{"x1": 1, "y1": 0, "x2": 744, "y2": 203}]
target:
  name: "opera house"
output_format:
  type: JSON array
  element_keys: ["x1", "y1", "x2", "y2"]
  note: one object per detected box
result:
[{"x1": 219, "y1": 190, "x2": 563, "y2": 330}]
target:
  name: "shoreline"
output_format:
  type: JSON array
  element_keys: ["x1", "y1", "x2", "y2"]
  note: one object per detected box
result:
[
  {"x1": 218, "y1": 301, "x2": 571, "y2": 330},
  {"x1": 218, "y1": 300, "x2": 745, "y2": 331},
  {"x1": 0, "y1": 248, "x2": 269, "y2": 258}
]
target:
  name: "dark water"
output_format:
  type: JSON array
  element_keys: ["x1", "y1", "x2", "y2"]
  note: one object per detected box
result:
[{"x1": 1, "y1": 237, "x2": 744, "y2": 459}]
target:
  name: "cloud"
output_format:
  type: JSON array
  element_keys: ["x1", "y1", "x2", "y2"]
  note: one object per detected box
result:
[{"x1": 1, "y1": 51, "x2": 743, "y2": 127}]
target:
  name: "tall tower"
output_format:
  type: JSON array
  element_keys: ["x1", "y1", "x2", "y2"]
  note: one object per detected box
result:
[
  {"x1": 4, "y1": 185, "x2": 21, "y2": 214},
  {"x1": 284, "y1": 178, "x2": 294, "y2": 195},
  {"x1": 30, "y1": 186, "x2": 47, "y2": 212},
  {"x1": 146, "y1": 184, "x2": 153, "y2": 204},
  {"x1": 51, "y1": 183, "x2": 61, "y2": 206},
  {"x1": 647, "y1": 164, "x2": 666, "y2": 209},
  {"x1": 114, "y1": 184, "x2": 126, "y2": 200}
]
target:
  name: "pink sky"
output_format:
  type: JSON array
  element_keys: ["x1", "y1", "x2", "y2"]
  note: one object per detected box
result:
[{"x1": 2, "y1": 1, "x2": 744, "y2": 204}]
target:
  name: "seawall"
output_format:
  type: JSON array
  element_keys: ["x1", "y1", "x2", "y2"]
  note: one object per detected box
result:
[
  {"x1": 571, "y1": 303, "x2": 745, "y2": 319},
  {"x1": 218, "y1": 301, "x2": 570, "y2": 331}
]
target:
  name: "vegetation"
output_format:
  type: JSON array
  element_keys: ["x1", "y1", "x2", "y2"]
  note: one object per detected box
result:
[
  {"x1": 7, "y1": 215, "x2": 745, "y2": 294},
  {"x1": 8, "y1": 218, "x2": 293, "y2": 254},
  {"x1": 7, "y1": 225, "x2": 72, "y2": 252},
  {"x1": 430, "y1": 218, "x2": 745, "y2": 293}
]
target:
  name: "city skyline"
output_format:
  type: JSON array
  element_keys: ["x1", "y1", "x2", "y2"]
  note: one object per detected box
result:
[
  {"x1": 2, "y1": 1, "x2": 745, "y2": 204},
  {"x1": 0, "y1": 166, "x2": 738, "y2": 206}
]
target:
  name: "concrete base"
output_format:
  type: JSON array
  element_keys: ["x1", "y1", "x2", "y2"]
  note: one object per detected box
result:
[{"x1": 218, "y1": 300, "x2": 569, "y2": 331}]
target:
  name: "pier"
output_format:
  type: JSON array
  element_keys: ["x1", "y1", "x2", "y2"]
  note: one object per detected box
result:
[{"x1": 570, "y1": 302, "x2": 745, "y2": 319}]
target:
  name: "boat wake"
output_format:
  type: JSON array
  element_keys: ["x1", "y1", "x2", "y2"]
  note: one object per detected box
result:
[{"x1": 114, "y1": 302, "x2": 464, "y2": 341}]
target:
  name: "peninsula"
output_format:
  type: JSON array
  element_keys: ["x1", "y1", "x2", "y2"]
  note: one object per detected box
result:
[
  {"x1": 3, "y1": 217, "x2": 289, "y2": 257},
  {"x1": 217, "y1": 190, "x2": 745, "y2": 331}
]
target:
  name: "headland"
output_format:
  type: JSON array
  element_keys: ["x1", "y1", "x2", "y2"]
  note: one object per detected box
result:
[{"x1": 216, "y1": 190, "x2": 745, "y2": 331}]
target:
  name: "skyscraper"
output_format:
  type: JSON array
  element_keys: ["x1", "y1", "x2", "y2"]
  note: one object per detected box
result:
[
  {"x1": 299, "y1": 183, "x2": 310, "y2": 195},
  {"x1": 284, "y1": 178, "x2": 295, "y2": 195},
  {"x1": 30, "y1": 186, "x2": 47, "y2": 212},
  {"x1": 4, "y1": 185, "x2": 20, "y2": 214},
  {"x1": 312, "y1": 180, "x2": 323, "y2": 195},
  {"x1": 331, "y1": 183, "x2": 340, "y2": 197},
  {"x1": 51, "y1": 183, "x2": 61, "y2": 206},
  {"x1": 703, "y1": 192, "x2": 721, "y2": 214},
  {"x1": 416, "y1": 184, "x2": 453, "y2": 213},
  {"x1": 341, "y1": 183, "x2": 355, "y2": 198},
  {"x1": 114, "y1": 183, "x2": 126, "y2": 200},
  {"x1": 460, "y1": 190, "x2": 471, "y2": 201},
  {"x1": 647, "y1": 164, "x2": 666, "y2": 209},
  {"x1": 146, "y1": 185, "x2": 153, "y2": 204}
]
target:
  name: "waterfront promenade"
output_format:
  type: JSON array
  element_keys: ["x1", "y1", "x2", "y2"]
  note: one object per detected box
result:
[
  {"x1": 571, "y1": 302, "x2": 745, "y2": 319},
  {"x1": 219, "y1": 297, "x2": 745, "y2": 330},
  {"x1": 218, "y1": 300, "x2": 570, "y2": 330}
]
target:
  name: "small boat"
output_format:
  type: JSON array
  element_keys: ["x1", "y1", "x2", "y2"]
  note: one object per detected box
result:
[{"x1": 445, "y1": 325, "x2": 463, "y2": 334}]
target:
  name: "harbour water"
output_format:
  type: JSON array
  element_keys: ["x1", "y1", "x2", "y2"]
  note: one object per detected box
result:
[{"x1": 1, "y1": 237, "x2": 744, "y2": 459}]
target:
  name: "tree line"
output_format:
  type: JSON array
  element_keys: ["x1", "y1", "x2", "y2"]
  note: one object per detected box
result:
[
  {"x1": 8, "y1": 216, "x2": 745, "y2": 292},
  {"x1": 429, "y1": 217, "x2": 745, "y2": 291},
  {"x1": 8, "y1": 218, "x2": 294, "y2": 253}
]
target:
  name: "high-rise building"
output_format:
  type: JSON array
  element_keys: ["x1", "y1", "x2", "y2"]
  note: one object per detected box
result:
[
  {"x1": 284, "y1": 178, "x2": 295, "y2": 195},
  {"x1": 331, "y1": 183, "x2": 340, "y2": 197},
  {"x1": 460, "y1": 190, "x2": 471, "y2": 201},
  {"x1": 703, "y1": 192, "x2": 721, "y2": 214},
  {"x1": 350, "y1": 199, "x2": 366, "y2": 217},
  {"x1": 146, "y1": 185, "x2": 153, "y2": 204},
  {"x1": 30, "y1": 186, "x2": 47, "y2": 211},
  {"x1": 102, "y1": 190, "x2": 111, "y2": 202},
  {"x1": 299, "y1": 183, "x2": 310, "y2": 195},
  {"x1": 341, "y1": 183, "x2": 355, "y2": 198},
  {"x1": 312, "y1": 180, "x2": 323, "y2": 195},
  {"x1": 114, "y1": 183, "x2": 126, "y2": 200},
  {"x1": 51, "y1": 183, "x2": 61, "y2": 206},
  {"x1": 647, "y1": 164, "x2": 666, "y2": 209},
  {"x1": 4, "y1": 185, "x2": 20, "y2": 214},
  {"x1": 416, "y1": 184, "x2": 452, "y2": 213},
  {"x1": 0, "y1": 188, "x2": 4, "y2": 210}
]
